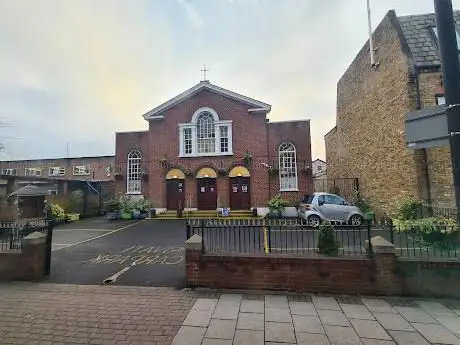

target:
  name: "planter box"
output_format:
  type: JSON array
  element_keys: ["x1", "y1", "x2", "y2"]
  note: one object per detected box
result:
[{"x1": 120, "y1": 211, "x2": 132, "y2": 220}]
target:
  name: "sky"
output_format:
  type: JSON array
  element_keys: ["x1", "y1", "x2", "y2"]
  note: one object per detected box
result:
[{"x1": 1, "y1": 0, "x2": 459, "y2": 161}]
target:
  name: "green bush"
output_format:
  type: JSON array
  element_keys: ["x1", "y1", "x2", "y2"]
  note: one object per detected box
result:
[
  {"x1": 267, "y1": 195, "x2": 290, "y2": 214},
  {"x1": 397, "y1": 217, "x2": 458, "y2": 234},
  {"x1": 395, "y1": 196, "x2": 422, "y2": 221},
  {"x1": 50, "y1": 204, "x2": 65, "y2": 222},
  {"x1": 134, "y1": 199, "x2": 152, "y2": 212},
  {"x1": 317, "y1": 221, "x2": 339, "y2": 256},
  {"x1": 353, "y1": 190, "x2": 372, "y2": 213},
  {"x1": 105, "y1": 199, "x2": 119, "y2": 213}
]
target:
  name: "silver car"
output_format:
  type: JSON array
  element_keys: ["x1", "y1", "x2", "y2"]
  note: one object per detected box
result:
[{"x1": 297, "y1": 192, "x2": 364, "y2": 227}]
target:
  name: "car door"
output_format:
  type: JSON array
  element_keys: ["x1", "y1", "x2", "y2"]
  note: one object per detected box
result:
[
  {"x1": 323, "y1": 194, "x2": 345, "y2": 221},
  {"x1": 316, "y1": 194, "x2": 335, "y2": 220}
]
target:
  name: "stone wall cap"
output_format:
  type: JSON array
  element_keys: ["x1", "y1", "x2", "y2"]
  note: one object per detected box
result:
[
  {"x1": 371, "y1": 236, "x2": 394, "y2": 247},
  {"x1": 23, "y1": 231, "x2": 46, "y2": 240},
  {"x1": 186, "y1": 234, "x2": 202, "y2": 244}
]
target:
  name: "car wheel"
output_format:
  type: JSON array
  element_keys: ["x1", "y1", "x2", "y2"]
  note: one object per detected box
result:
[
  {"x1": 349, "y1": 214, "x2": 363, "y2": 226},
  {"x1": 307, "y1": 215, "x2": 321, "y2": 228}
]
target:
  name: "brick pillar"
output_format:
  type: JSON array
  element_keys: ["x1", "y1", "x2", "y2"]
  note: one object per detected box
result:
[
  {"x1": 371, "y1": 236, "x2": 402, "y2": 295},
  {"x1": 21, "y1": 232, "x2": 47, "y2": 281},
  {"x1": 185, "y1": 234, "x2": 203, "y2": 288}
]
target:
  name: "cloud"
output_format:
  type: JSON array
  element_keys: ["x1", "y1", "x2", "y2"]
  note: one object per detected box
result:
[{"x1": 176, "y1": 0, "x2": 204, "y2": 29}]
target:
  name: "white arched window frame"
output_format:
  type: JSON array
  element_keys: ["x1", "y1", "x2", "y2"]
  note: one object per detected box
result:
[
  {"x1": 127, "y1": 150, "x2": 142, "y2": 194},
  {"x1": 178, "y1": 107, "x2": 233, "y2": 157},
  {"x1": 279, "y1": 142, "x2": 298, "y2": 191}
]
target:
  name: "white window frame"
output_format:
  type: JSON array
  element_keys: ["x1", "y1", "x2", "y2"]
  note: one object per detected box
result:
[
  {"x1": 25, "y1": 167, "x2": 42, "y2": 177},
  {"x1": 178, "y1": 107, "x2": 233, "y2": 157},
  {"x1": 73, "y1": 165, "x2": 90, "y2": 176},
  {"x1": 278, "y1": 142, "x2": 298, "y2": 192},
  {"x1": 127, "y1": 150, "x2": 142, "y2": 194},
  {"x1": 49, "y1": 166, "x2": 65, "y2": 176},
  {"x1": 1, "y1": 168, "x2": 17, "y2": 176}
]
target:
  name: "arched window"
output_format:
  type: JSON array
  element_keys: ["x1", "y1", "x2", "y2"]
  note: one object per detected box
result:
[
  {"x1": 197, "y1": 112, "x2": 216, "y2": 153},
  {"x1": 279, "y1": 142, "x2": 298, "y2": 191},
  {"x1": 127, "y1": 150, "x2": 142, "y2": 194}
]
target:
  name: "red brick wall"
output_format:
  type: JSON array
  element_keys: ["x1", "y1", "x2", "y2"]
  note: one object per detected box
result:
[
  {"x1": 115, "y1": 89, "x2": 312, "y2": 208},
  {"x1": 186, "y1": 251, "x2": 396, "y2": 295},
  {"x1": 0, "y1": 240, "x2": 46, "y2": 281}
]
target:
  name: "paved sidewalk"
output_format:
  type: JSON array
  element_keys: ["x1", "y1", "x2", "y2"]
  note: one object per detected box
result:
[{"x1": 173, "y1": 293, "x2": 460, "y2": 345}]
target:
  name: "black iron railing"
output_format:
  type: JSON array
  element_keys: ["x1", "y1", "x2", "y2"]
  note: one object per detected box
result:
[
  {"x1": 187, "y1": 219, "x2": 372, "y2": 257},
  {"x1": 0, "y1": 219, "x2": 49, "y2": 252}
]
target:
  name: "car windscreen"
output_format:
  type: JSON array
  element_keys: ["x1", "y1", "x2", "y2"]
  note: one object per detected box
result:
[{"x1": 302, "y1": 194, "x2": 314, "y2": 203}]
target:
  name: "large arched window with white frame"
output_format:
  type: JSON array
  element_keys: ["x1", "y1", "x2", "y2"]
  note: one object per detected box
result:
[
  {"x1": 178, "y1": 107, "x2": 233, "y2": 157},
  {"x1": 279, "y1": 142, "x2": 298, "y2": 191},
  {"x1": 127, "y1": 150, "x2": 142, "y2": 194}
]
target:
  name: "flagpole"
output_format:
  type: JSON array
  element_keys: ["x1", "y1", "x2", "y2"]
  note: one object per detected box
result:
[{"x1": 367, "y1": 0, "x2": 376, "y2": 66}]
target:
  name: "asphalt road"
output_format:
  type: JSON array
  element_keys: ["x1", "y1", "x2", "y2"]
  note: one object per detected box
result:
[{"x1": 50, "y1": 219, "x2": 188, "y2": 288}]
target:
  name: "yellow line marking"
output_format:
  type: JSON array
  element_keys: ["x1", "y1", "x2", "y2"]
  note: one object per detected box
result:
[
  {"x1": 52, "y1": 221, "x2": 143, "y2": 252},
  {"x1": 263, "y1": 227, "x2": 269, "y2": 254},
  {"x1": 55, "y1": 228, "x2": 114, "y2": 232}
]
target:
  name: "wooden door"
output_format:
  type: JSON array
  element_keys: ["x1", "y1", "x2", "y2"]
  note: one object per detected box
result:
[
  {"x1": 230, "y1": 177, "x2": 251, "y2": 210},
  {"x1": 166, "y1": 179, "x2": 185, "y2": 210},
  {"x1": 197, "y1": 178, "x2": 217, "y2": 210}
]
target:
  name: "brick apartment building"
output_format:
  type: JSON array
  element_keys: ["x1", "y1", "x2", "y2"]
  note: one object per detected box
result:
[
  {"x1": 325, "y1": 10, "x2": 457, "y2": 215},
  {"x1": 115, "y1": 80, "x2": 312, "y2": 212},
  {"x1": 0, "y1": 156, "x2": 115, "y2": 181}
]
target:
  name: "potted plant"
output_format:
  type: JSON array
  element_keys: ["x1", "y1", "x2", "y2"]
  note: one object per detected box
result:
[
  {"x1": 184, "y1": 168, "x2": 193, "y2": 177},
  {"x1": 242, "y1": 151, "x2": 253, "y2": 165},
  {"x1": 119, "y1": 197, "x2": 133, "y2": 220},
  {"x1": 267, "y1": 194, "x2": 289, "y2": 219},
  {"x1": 218, "y1": 168, "x2": 228, "y2": 176},
  {"x1": 268, "y1": 167, "x2": 279, "y2": 176},
  {"x1": 135, "y1": 199, "x2": 152, "y2": 219}
]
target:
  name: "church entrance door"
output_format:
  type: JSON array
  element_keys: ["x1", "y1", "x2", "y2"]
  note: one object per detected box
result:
[
  {"x1": 197, "y1": 178, "x2": 217, "y2": 210},
  {"x1": 230, "y1": 176, "x2": 251, "y2": 210}
]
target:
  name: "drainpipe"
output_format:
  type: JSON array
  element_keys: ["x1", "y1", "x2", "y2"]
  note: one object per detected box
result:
[
  {"x1": 413, "y1": 66, "x2": 432, "y2": 205},
  {"x1": 266, "y1": 119, "x2": 271, "y2": 201}
]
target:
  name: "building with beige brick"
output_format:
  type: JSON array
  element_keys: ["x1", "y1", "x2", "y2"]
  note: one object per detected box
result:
[{"x1": 325, "y1": 10, "x2": 457, "y2": 216}]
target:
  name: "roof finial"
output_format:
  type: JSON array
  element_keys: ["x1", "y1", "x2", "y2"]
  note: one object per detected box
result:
[{"x1": 200, "y1": 64, "x2": 209, "y2": 82}]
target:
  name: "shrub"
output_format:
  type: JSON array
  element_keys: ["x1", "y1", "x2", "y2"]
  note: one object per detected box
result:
[
  {"x1": 134, "y1": 199, "x2": 152, "y2": 212},
  {"x1": 317, "y1": 221, "x2": 339, "y2": 256},
  {"x1": 49, "y1": 204, "x2": 65, "y2": 222},
  {"x1": 267, "y1": 195, "x2": 290, "y2": 214},
  {"x1": 395, "y1": 196, "x2": 422, "y2": 221},
  {"x1": 353, "y1": 190, "x2": 372, "y2": 213},
  {"x1": 105, "y1": 199, "x2": 119, "y2": 213}
]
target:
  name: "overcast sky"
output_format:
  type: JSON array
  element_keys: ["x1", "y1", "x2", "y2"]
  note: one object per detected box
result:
[{"x1": 1, "y1": 0, "x2": 459, "y2": 161}]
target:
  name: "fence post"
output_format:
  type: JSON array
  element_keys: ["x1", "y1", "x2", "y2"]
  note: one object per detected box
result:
[
  {"x1": 367, "y1": 220, "x2": 373, "y2": 259},
  {"x1": 44, "y1": 220, "x2": 54, "y2": 276},
  {"x1": 267, "y1": 221, "x2": 272, "y2": 253},
  {"x1": 186, "y1": 221, "x2": 191, "y2": 240}
]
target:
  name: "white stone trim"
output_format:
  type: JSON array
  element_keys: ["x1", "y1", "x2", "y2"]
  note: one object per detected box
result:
[
  {"x1": 191, "y1": 107, "x2": 219, "y2": 122},
  {"x1": 143, "y1": 81, "x2": 271, "y2": 120}
]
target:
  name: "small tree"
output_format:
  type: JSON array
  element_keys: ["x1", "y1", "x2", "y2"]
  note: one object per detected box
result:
[{"x1": 317, "y1": 221, "x2": 339, "y2": 256}]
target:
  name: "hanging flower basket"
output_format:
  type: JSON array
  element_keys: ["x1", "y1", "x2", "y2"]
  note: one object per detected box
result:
[
  {"x1": 242, "y1": 151, "x2": 253, "y2": 165},
  {"x1": 268, "y1": 167, "x2": 279, "y2": 176},
  {"x1": 159, "y1": 158, "x2": 168, "y2": 167},
  {"x1": 184, "y1": 168, "x2": 193, "y2": 177},
  {"x1": 218, "y1": 168, "x2": 228, "y2": 176}
]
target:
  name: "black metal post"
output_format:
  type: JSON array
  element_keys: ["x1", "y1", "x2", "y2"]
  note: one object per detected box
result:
[
  {"x1": 267, "y1": 224, "x2": 272, "y2": 253},
  {"x1": 44, "y1": 220, "x2": 54, "y2": 276},
  {"x1": 367, "y1": 220, "x2": 373, "y2": 259},
  {"x1": 186, "y1": 222, "x2": 191, "y2": 240},
  {"x1": 434, "y1": 0, "x2": 460, "y2": 215}
]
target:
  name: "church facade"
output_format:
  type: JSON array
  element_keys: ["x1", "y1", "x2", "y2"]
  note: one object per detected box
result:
[{"x1": 115, "y1": 81, "x2": 312, "y2": 213}]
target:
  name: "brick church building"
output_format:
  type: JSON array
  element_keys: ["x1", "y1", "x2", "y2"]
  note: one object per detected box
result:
[{"x1": 115, "y1": 80, "x2": 312, "y2": 214}]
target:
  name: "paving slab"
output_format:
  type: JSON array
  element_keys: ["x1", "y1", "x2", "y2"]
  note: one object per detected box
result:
[
  {"x1": 192, "y1": 298, "x2": 218, "y2": 311},
  {"x1": 292, "y1": 315, "x2": 325, "y2": 334},
  {"x1": 416, "y1": 301, "x2": 457, "y2": 317},
  {"x1": 361, "y1": 339, "x2": 396, "y2": 345},
  {"x1": 265, "y1": 295, "x2": 289, "y2": 308},
  {"x1": 265, "y1": 307, "x2": 292, "y2": 322},
  {"x1": 233, "y1": 329, "x2": 264, "y2": 345},
  {"x1": 265, "y1": 322, "x2": 296, "y2": 343},
  {"x1": 171, "y1": 326, "x2": 207, "y2": 345},
  {"x1": 411, "y1": 322, "x2": 460, "y2": 344},
  {"x1": 394, "y1": 306, "x2": 438, "y2": 324},
  {"x1": 240, "y1": 299, "x2": 264, "y2": 313},
  {"x1": 340, "y1": 304, "x2": 375, "y2": 320},
  {"x1": 220, "y1": 293, "x2": 243, "y2": 303},
  {"x1": 436, "y1": 315, "x2": 460, "y2": 335},
  {"x1": 349, "y1": 319, "x2": 392, "y2": 340},
  {"x1": 318, "y1": 309, "x2": 350, "y2": 327},
  {"x1": 372, "y1": 312, "x2": 415, "y2": 332},
  {"x1": 201, "y1": 339, "x2": 232, "y2": 345},
  {"x1": 237, "y1": 312, "x2": 264, "y2": 330},
  {"x1": 290, "y1": 301, "x2": 318, "y2": 316},
  {"x1": 324, "y1": 325, "x2": 363, "y2": 345},
  {"x1": 213, "y1": 300, "x2": 240, "y2": 320},
  {"x1": 265, "y1": 343, "x2": 296, "y2": 345},
  {"x1": 205, "y1": 319, "x2": 236, "y2": 339},
  {"x1": 312, "y1": 296, "x2": 341, "y2": 310},
  {"x1": 182, "y1": 309, "x2": 213, "y2": 327},
  {"x1": 296, "y1": 332, "x2": 331, "y2": 345},
  {"x1": 362, "y1": 299, "x2": 397, "y2": 314},
  {"x1": 389, "y1": 330, "x2": 431, "y2": 345}
]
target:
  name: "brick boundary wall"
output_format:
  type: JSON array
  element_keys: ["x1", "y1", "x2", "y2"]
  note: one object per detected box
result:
[
  {"x1": 0, "y1": 232, "x2": 47, "y2": 281},
  {"x1": 185, "y1": 235, "x2": 460, "y2": 298}
]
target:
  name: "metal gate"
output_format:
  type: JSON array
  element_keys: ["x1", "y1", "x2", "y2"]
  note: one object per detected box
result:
[{"x1": 313, "y1": 178, "x2": 358, "y2": 201}]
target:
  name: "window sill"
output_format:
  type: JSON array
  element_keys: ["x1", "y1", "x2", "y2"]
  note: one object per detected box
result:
[
  {"x1": 280, "y1": 189, "x2": 299, "y2": 192},
  {"x1": 179, "y1": 152, "x2": 234, "y2": 158}
]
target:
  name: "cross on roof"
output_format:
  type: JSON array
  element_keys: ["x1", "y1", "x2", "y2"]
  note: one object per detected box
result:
[{"x1": 200, "y1": 64, "x2": 209, "y2": 81}]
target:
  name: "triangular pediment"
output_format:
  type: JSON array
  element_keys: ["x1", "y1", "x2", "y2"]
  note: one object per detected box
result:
[{"x1": 142, "y1": 81, "x2": 271, "y2": 120}]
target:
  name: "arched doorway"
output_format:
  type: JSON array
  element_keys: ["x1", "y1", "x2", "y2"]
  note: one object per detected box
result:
[
  {"x1": 196, "y1": 167, "x2": 217, "y2": 210},
  {"x1": 229, "y1": 166, "x2": 251, "y2": 210},
  {"x1": 165, "y1": 169, "x2": 185, "y2": 210}
]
